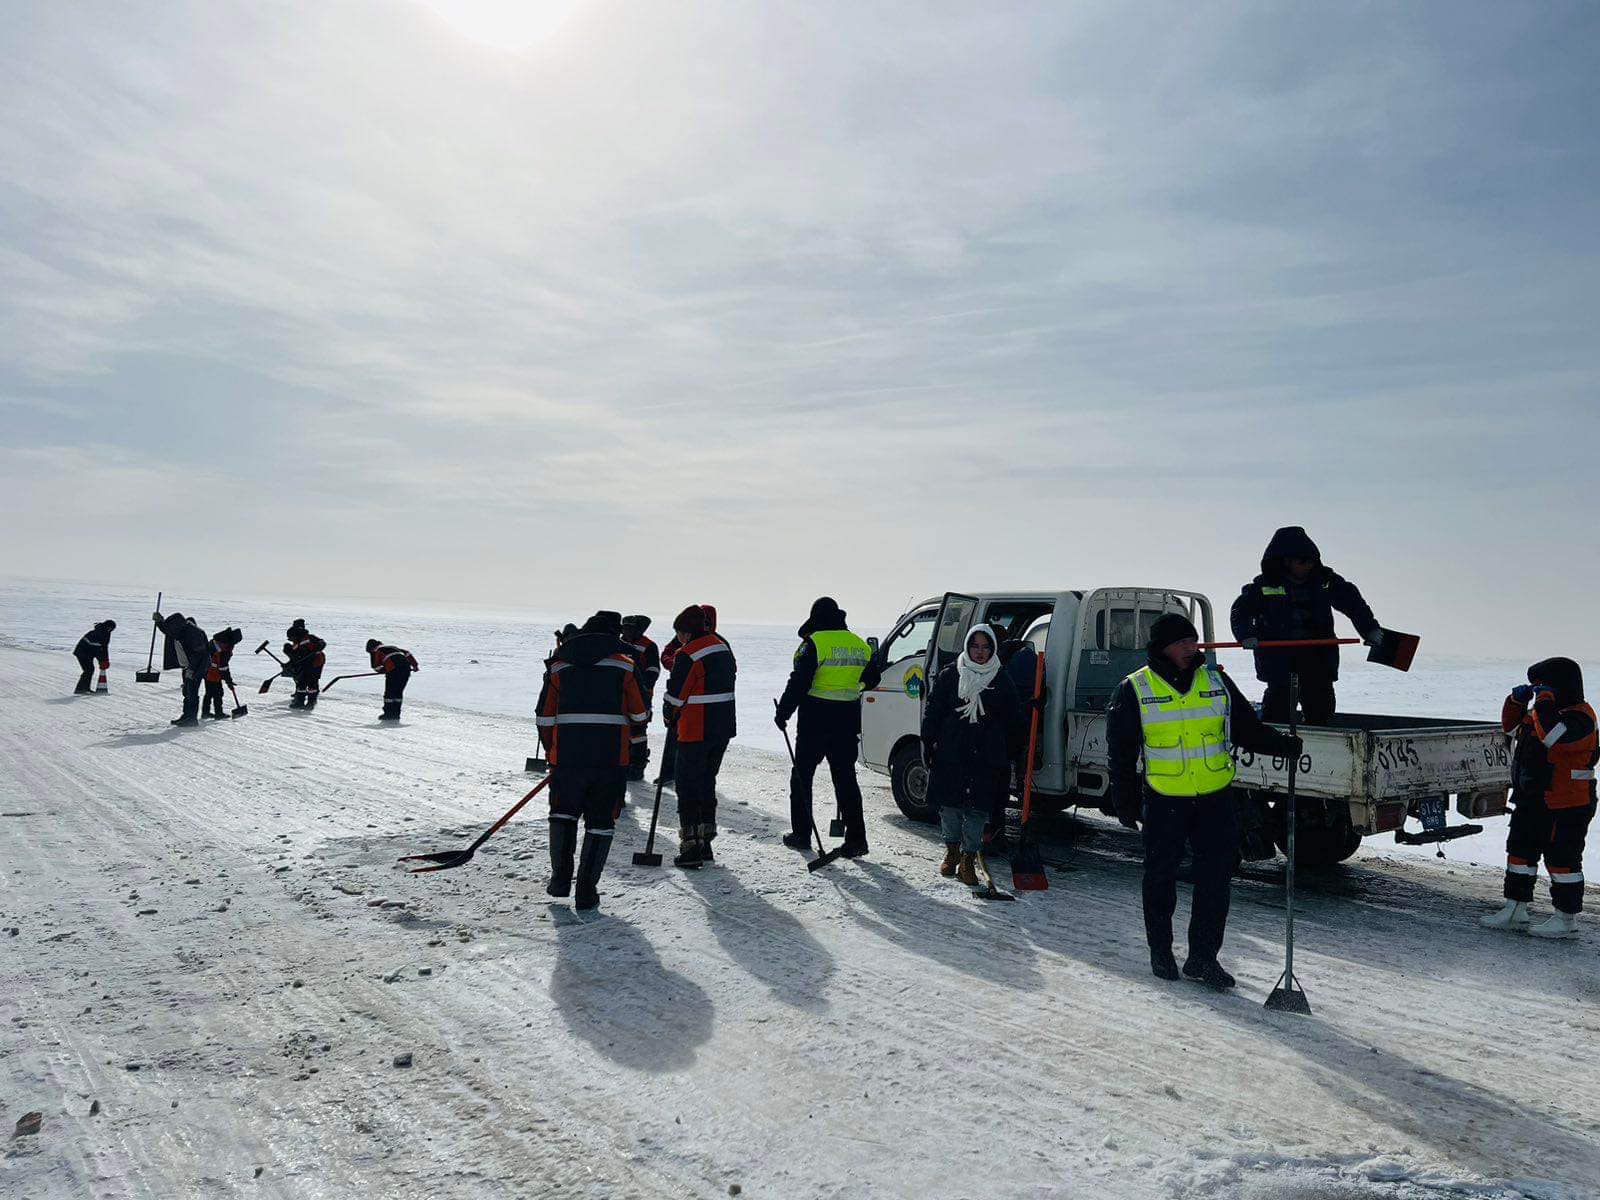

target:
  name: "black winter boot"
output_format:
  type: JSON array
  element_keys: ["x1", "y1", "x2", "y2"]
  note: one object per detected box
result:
[
  {"x1": 379, "y1": 700, "x2": 400, "y2": 721},
  {"x1": 1183, "y1": 958, "x2": 1236, "y2": 990},
  {"x1": 304, "y1": 689, "x2": 319, "y2": 711},
  {"x1": 290, "y1": 690, "x2": 306, "y2": 709},
  {"x1": 1150, "y1": 947, "x2": 1180, "y2": 981},
  {"x1": 547, "y1": 818, "x2": 578, "y2": 897},
  {"x1": 782, "y1": 831, "x2": 811, "y2": 850},
  {"x1": 575, "y1": 831, "x2": 613, "y2": 910},
  {"x1": 674, "y1": 833, "x2": 704, "y2": 870}
]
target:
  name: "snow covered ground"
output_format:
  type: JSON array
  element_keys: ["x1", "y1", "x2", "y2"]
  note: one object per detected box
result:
[{"x1": 4, "y1": 633, "x2": 1599, "y2": 1199}]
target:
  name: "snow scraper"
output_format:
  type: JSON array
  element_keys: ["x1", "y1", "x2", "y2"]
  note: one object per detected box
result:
[
  {"x1": 254, "y1": 640, "x2": 291, "y2": 694},
  {"x1": 775, "y1": 700, "x2": 844, "y2": 872},
  {"x1": 1011, "y1": 655, "x2": 1049, "y2": 892},
  {"x1": 1264, "y1": 673, "x2": 1312, "y2": 1016},
  {"x1": 135, "y1": 592, "x2": 163, "y2": 683},
  {"x1": 633, "y1": 773, "x2": 669, "y2": 868},
  {"x1": 399, "y1": 776, "x2": 552, "y2": 873},
  {"x1": 1200, "y1": 630, "x2": 1420, "y2": 673},
  {"x1": 321, "y1": 671, "x2": 381, "y2": 694},
  {"x1": 226, "y1": 681, "x2": 248, "y2": 718}
]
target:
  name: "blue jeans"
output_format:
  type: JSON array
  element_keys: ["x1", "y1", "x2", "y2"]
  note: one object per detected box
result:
[{"x1": 940, "y1": 805, "x2": 986, "y2": 854}]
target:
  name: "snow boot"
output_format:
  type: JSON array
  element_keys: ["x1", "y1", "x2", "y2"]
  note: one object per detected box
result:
[
  {"x1": 575, "y1": 831, "x2": 612, "y2": 910},
  {"x1": 1479, "y1": 900, "x2": 1532, "y2": 930},
  {"x1": 626, "y1": 763, "x2": 646, "y2": 782},
  {"x1": 1528, "y1": 911, "x2": 1580, "y2": 939},
  {"x1": 379, "y1": 700, "x2": 401, "y2": 721},
  {"x1": 956, "y1": 852, "x2": 979, "y2": 887},
  {"x1": 840, "y1": 836, "x2": 870, "y2": 859},
  {"x1": 290, "y1": 689, "x2": 307, "y2": 709},
  {"x1": 547, "y1": 818, "x2": 578, "y2": 898},
  {"x1": 304, "y1": 689, "x2": 319, "y2": 711},
  {"x1": 699, "y1": 824, "x2": 717, "y2": 863},
  {"x1": 939, "y1": 844, "x2": 960, "y2": 877},
  {"x1": 171, "y1": 715, "x2": 198, "y2": 728},
  {"x1": 782, "y1": 831, "x2": 811, "y2": 850},
  {"x1": 674, "y1": 834, "x2": 705, "y2": 870},
  {"x1": 1150, "y1": 947, "x2": 1180, "y2": 981},
  {"x1": 1183, "y1": 958, "x2": 1236, "y2": 990}
]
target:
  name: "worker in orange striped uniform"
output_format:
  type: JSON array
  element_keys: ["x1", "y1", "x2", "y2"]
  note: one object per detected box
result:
[
  {"x1": 203, "y1": 627, "x2": 244, "y2": 719},
  {"x1": 1482, "y1": 657, "x2": 1597, "y2": 939},
  {"x1": 662, "y1": 605, "x2": 737, "y2": 869}
]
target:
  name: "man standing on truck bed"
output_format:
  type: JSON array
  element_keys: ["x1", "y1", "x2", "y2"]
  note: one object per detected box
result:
[
  {"x1": 1108, "y1": 613, "x2": 1302, "y2": 988},
  {"x1": 1230, "y1": 525, "x2": 1383, "y2": 725},
  {"x1": 775, "y1": 596, "x2": 882, "y2": 857}
]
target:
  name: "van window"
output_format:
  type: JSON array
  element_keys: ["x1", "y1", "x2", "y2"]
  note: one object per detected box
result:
[
  {"x1": 1095, "y1": 608, "x2": 1164, "y2": 650},
  {"x1": 880, "y1": 608, "x2": 937, "y2": 665},
  {"x1": 980, "y1": 600, "x2": 1055, "y2": 647},
  {"x1": 1023, "y1": 616, "x2": 1050, "y2": 653}
]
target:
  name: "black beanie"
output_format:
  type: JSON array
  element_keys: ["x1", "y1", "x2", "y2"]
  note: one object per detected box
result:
[
  {"x1": 1148, "y1": 613, "x2": 1200, "y2": 652},
  {"x1": 621, "y1": 614, "x2": 650, "y2": 635},
  {"x1": 366, "y1": 639, "x2": 381, "y2": 652},
  {"x1": 673, "y1": 605, "x2": 708, "y2": 638}
]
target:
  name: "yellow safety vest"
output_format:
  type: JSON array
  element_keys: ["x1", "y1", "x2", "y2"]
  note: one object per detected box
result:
[
  {"x1": 1130, "y1": 664, "x2": 1236, "y2": 797},
  {"x1": 805, "y1": 630, "x2": 872, "y2": 702}
]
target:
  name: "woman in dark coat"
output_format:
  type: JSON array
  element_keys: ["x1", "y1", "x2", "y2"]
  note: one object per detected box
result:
[{"x1": 921, "y1": 624, "x2": 1021, "y2": 886}]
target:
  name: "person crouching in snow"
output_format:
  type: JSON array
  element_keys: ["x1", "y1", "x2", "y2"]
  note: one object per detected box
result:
[
  {"x1": 73, "y1": 619, "x2": 115, "y2": 693},
  {"x1": 921, "y1": 625, "x2": 1021, "y2": 887},
  {"x1": 204, "y1": 627, "x2": 243, "y2": 718},
  {"x1": 367, "y1": 639, "x2": 420, "y2": 721},
  {"x1": 1482, "y1": 657, "x2": 1597, "y2": 938}
]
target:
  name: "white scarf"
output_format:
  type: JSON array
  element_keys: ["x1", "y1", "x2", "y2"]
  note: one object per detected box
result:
[{"x1": 955, "y1": 624, "x2": 1001, "y2": 724}]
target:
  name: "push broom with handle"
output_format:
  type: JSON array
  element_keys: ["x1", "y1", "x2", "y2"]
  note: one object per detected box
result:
[
  {"x1": 399, "y1": 776, "x2": 552, "y2": 873},
  {"x1": 135, "y1": 592, "x2": 162, "y2": 683}
]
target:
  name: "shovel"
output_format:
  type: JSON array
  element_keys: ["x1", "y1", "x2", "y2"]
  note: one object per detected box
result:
[
  {"x1": 829, "y1": 802, "x2": 845, "y2": 839},
  {"x1": 633, "y1": 773, "x2": 669, "y2": 867},
  {"x1": 135, "y1": 592, "x2": 162, "y2": 683},
  {"x1": 226, "y1": 681, "x2": 249, "y2": 718},
  {"x1": 1011, "y1": 654, "x2": 1049, "y2": 891},
  {"x1": 399, "y1": 776, "x2": 552, "y2": 873},
  {"x1": 1200, "y1": 630, "x2": 1421, "y2": 673}
]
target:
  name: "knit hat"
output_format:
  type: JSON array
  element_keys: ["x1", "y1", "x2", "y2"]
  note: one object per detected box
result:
[
  {"x1": 673, "y1": 605, "x2": 708, "y2": 638},
  {"x1": 366, "y1": 639, "x2": 381, "y2": 652},
  {"x1": 621, "y1": 614, "x2": 651, "y2": 635},
  {"x1": 1148, "y1": 613, "x2": 1200, "y2": 652}
]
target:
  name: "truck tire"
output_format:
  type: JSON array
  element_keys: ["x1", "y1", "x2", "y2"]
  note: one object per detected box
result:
[
  {"x1": 890, "y1": 742, "x2": 936, "y2": 824},
  {"x1": 1273, "y1": 801, "x2": 1363, "y2": 868}
]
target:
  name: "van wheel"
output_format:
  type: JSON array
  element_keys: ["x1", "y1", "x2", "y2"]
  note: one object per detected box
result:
[{"x1": 890, "y1": 743, "x2": 936, "y2": 823}]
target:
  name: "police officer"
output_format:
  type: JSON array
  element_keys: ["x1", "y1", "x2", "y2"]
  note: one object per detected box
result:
[
  {"x1": 1482, "y1": 657, "x2": 1597, "y2": 939},
  {"x1": 73, "y1": 620, "x2": 116, "y2": 694},
  {"x1": 534, "y1": 613, "x2": 649, "y2": 911},
  {"x1": 620, "y1": 615, "x2": 662, "y2": 781},
  {"x1": 1107, "y1": 613, "x2": 1301, "y2": 988},
  {"x1": 367, "y1": 639, "x2": 420, "y2": 721},
  {"x1": 775, "y1": 597, "x2": 882, "y2": 856}
]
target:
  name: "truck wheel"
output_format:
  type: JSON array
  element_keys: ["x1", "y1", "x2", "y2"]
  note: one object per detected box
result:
[
  {"x1": 890, "y1": 742, "x2": 936, "y2": 824},
  {"x1": 1273, "y1": 803, "x2": 1363, "y2": 868}
]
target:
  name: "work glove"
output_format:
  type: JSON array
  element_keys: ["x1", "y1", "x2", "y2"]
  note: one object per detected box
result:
[
  {"x1": 152, "y1": 611, "x2": 163, "y2": 623},
  {"x1": 1282, "y1": 734, "x2": 1304, "y2": 758},
  {"x1": 773, "y1": 712, "x2": 787, "y2": 730},
  {"x1": 1362, "y1": 628, "x2": 1385, "y2": 648},
  {"x1": 1239, "y1": 636, "x2": 1259, "y2": 650},
  {"x1": 1114, "y1": 790, "x2": 1141, "y2": 830},
  {"x1": 1510, "y1": 683, "x2": 1538, "y2": 704}
]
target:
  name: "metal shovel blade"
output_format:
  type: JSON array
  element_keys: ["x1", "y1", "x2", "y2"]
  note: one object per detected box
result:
[
  {"x1": 1366, "y1": 629, "x2": 1420, "y2": 672},
  {"x1": 525, "y1": 756, "x2": 549, "y2": 774},
  {"x1": 632, "y1": 850, "x2": 663, "y2": 867},
  {"x1": 828, "y1": 817, "x2": 845, "y2": 837},
  {"x1": 398, "y1": 848, "x2": 475, "y2": 873},
  {"x1": 806, "y1": 846, "x2": 846, "y2": 873},
  {"x1": 231, "y1": 706, "x2": 249, "y2": 718},
  {"x1": 135, "y1": 671, "x2": 160, "y2": 683}
]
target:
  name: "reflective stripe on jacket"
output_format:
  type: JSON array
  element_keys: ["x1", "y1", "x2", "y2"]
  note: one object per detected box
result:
[
  {"x1": 805, "y1": 630, "x2": 872, "y2": 702},
  {"x1": 1130, "y1": 664, "x2": 1236, "y2": 797}
]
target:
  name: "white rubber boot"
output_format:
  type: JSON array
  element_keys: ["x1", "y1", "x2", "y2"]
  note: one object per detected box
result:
[
  {"x1": 1528, "y1": 911, "x2": 1580, "y2": 939},
  {"x1": 1479, "y1": 901, "x2": 1531, "y2": 930}
]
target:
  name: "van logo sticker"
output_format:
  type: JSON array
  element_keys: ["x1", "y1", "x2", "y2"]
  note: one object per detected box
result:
[{"x1": 904, "y1": 665, "x2": 925, "y2": 699}]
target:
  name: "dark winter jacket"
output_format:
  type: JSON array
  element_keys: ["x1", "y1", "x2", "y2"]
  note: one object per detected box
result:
[
  {"x1": 75, "y1": 621, "x2": 115, "y2": 667},
  {"x1": 998, "y1": 640, "x2": 1044, "y2": 756},
  {"x1": 1106, "y1": 649, "x2": 1299, "y2": 823},
  {"x1": 207, "y1": 628, "x2": 243, "y2": 683},
  {"x1": 776, "y1": 598, "x2": 884, "y2": 726},
  {"x1": 369, "y1": 644, "x2": 420, "y2": 673},
  {"x1": 157, "y1": 613, "x2": 210, "y2": 675},
  {"x1": 663, "y1": 633, "x2": 737, "y2": 744},
  {"x1": 921, "y1": 664, "x2": 1023, "y2": 811},
  {"x1": 285, "y1": 633, "x2": 328, "y2": 680},
  {"x1": 535, "y1": 631, "x2": 648, "y2": 769},
  {"x1": 1502, "y1": 657, "x2": 1598, "y2": 811},
  {"x1": 1229, "y1": 526, "x2": 1379, "y2": 685}
]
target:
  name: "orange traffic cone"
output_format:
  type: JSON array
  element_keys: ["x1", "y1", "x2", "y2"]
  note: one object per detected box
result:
[{"x1": 95, "y1": 669, "x2": 109, "y2": 694}]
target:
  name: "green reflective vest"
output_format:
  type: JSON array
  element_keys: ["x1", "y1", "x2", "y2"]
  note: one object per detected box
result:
[
  {"x1": 1130, "y1": 664, "x2": 1236, "y2": 797},
  {"x1": 805, "y1": 630, "x2": 872, "y2": 702}
]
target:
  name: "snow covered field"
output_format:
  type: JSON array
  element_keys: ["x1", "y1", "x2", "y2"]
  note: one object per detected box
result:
[{"x1": 4, "y1": 616, "x2": 1600, "y2": 1197}]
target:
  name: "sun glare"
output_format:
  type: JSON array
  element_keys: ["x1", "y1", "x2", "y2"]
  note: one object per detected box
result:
[{"x1": 414, "y1": 0, "x2": 585, "y2": 52}]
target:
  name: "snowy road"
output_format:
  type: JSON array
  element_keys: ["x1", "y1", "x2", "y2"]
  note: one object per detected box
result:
[{"x1": 3, "y1": 642, "x2": 1598, "y2": 1199}]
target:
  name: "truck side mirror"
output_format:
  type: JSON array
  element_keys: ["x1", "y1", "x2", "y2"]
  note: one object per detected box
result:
[{"x1": 866, "y1": 636, "x2": 880, "y2": 655}]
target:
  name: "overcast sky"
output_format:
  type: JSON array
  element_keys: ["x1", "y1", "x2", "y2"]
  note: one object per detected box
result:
[{"x1": 3, "y1": 1, "x2": 1597, "y2": 656}]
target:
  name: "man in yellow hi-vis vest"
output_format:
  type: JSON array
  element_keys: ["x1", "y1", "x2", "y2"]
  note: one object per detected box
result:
[
  {"x1": 775, "y1": 596, "x2": 882, "y2": 855},
  {"x1": 1107, "y1": 613, "x2": 1301, "y2": 989}
]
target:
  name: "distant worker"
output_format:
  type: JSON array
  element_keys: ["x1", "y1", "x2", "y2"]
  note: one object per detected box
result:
[
  {"x1": 534, "y1": 613, "x2": 649, "y2": 910},
  {"x1": 153, "y1": 610, "x2": 210, "y2": 727},
  {"x1": 775, "y1": 597, "x2": 881, "y2": 857},
  {"x1": 662, "y1": 605, "x2": 737, "y2": 867},
  {"x1": 620, "y1": 615, "x2": 662, "y2": 781},
  {"x1": 367, "y1": 639, "x2": 420, "y2": 721},
  {"x1": 1481, "y1": 658, "x2": 1597, "y2": 939},
  {"x1": 658, "y1": 605, "x2": 719, "y2": 785},
  {"x1": 1107, "y1": 613, "x2": 1301, "y2": 988},
  {"x1": 203, "y1": 627, "x2": 244, "y2": 719},
  {"x1": 73, "y1": 619, "x2": 116, "y2": 694},
  {"x1": 1230, "y1": 526, "x2": 1383, "y2": 725},
  {"x1": 284, "y1": 620, "x2": 327, "y2": 710}
]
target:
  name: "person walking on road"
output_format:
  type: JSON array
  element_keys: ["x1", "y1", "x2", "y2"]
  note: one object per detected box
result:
[
  {"x1": 922, "y1": 624, "x2": 1022, "y2": 886},
  {"x1": 662, "y1": 605, "x2": 737, "y2": 868},
  {"x1": 72, "y1": 620, "x2": 115, "y2": 694},
  {"x1": 1230, "y1": 526, "x2": 1383, "y2": 725},
  {"x1": 1107, "y1": 613, "x2": 1302, "y2": 988},
  {"x1": 1481, "y1": 657, "x2": 1597, "y2": 939},
  {"x1": 775, "y1": 597, "x2": 881, "y2": 856},
  {"x1": 153, "y1": 610, "x2": 211, "y2": 727},
  {"x1": 367, "y1": 639, "x2": 420, "y2": 721},
  {"x1": 534, "y1": 613, "x2": 649, "y2": 910}
]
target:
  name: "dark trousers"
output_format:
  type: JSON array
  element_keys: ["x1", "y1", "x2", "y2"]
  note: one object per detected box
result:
[
  {"x1": 1506, "y1": 795, "x2": 1596, "y2": 914},
  {"x1": 179, "y1": 662, "x2": 203, "y2": 720},
  {"x1": 550, "y1": 766, "x2": 624, "y2": 832},
  {"x1": 630, "y1": 687, "x2": 654, "y2": 777},
  {"x1": 790, "y1": 721, "x2": 865, "y2": 842},
  {"x1": 293, "y1": 662, "x2": 324, "y2": 707},
  {"x1": 1141, "y1": 790, "x2": 1240, "y2": 963},
  {"x1": 383, "y1": 663, "x2": 411, "y2": 717},
  {"x1": 1261, "y1": 674, "x2": 1337, "y2": 725},
  {"x1": 74, "y1": 650, "x2": 96, "y2": 693},
  {"x1": 204, "y1": 679, "x2": 225, "y2": 716},
  {"x1": 675, "y1": 738, "x2": 729, "y2": 838}
]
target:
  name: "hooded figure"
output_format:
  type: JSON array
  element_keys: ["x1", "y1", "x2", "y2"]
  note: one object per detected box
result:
[
  {"x1": 154, "y1": 610, "x2": 211, "y2": 725},
  {"x1": 1105, "y1": 610, "x2": 1301, "y2": 986},
  {"x1": 921, "y1": 624, "x2": 1022, "y2": 885},
  {"x1": 1482, "y1": 656, "x2": 1597, "y2": 938},
  {"x1": 1229, "y1": 526, "x2": 1382, "y2": 725},
  {"x1": 73, "y1": 619, "x2": 116, "y2": 694},
  {"x1": 775, "y1": 597, "x2": 882, "y2": 855}
]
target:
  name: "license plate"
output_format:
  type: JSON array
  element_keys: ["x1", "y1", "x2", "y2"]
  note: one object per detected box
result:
[{"x1": 1419, "y1": 795, "x2": 1447, "y2": 832}]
